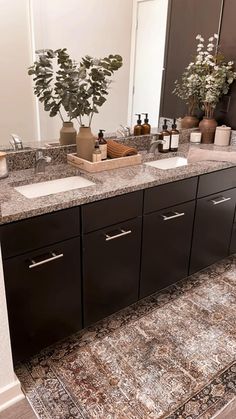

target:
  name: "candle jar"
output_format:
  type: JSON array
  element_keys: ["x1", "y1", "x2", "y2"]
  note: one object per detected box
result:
[{"x1": 0, "y1": 152, "x2": 8, "y2": 179}]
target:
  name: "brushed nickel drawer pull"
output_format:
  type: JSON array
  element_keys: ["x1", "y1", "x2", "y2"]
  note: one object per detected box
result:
[
  {"x1": 29, "y1": 252, "x2": 64, "y2": 269},
  {"x1": 105, "y1": 229, "x2": 132, "y2": 241},
  {"x1": 211, "y1": 197, "x2": 231, "y2": 205},
  {"x1": 161, "y1": 212, "x2": 185, "y2": 221}
]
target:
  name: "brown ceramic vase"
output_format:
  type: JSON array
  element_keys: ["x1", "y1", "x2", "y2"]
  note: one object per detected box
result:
[
  {"x1": 59, "y1": 122, "x2": 76, "y2": 145},
  {"x1": 76, "y1": 126, "x2": 96, "y2": 162},
  {"x1": 181, "y1": 115, "x2": 199, "y2": 129},
  {"x1": 199, "y1": 117, "x2": 218, "y2": 144}
]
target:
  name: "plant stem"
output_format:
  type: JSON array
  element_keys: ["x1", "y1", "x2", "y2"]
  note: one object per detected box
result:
[{"x1": 58, "y1": 110, "x2": 64, "y2": 122}]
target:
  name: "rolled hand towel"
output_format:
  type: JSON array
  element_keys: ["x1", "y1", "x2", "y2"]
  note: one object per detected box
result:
[
  {"x1": 107, "y1": 140, "x2": 138, "y2": 159},
  {"x1": 187, "y1": 147, "x2": 236, "y2": 164}
]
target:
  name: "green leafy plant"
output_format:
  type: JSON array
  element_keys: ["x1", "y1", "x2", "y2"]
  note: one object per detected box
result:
[{"x1": 28, "y1": 49, "x2": 123, "y2": 126}]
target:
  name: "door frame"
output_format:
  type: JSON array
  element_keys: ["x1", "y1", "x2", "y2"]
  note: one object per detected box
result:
[{"x1": 128, "y1": 0, "x2": 170, "y2": 127}]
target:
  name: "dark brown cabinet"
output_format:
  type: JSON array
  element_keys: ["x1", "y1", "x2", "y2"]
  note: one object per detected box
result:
[
  {"x1": 2, "y1": 168, "x2": 236, "y2": 362},
  {"x1": 140, "y1": 201, "x2": 195, "y2": 299},
  {"x1": 83, "y1": 217, "x2": 142, "y2": 326},
  {"x1": 3, "y1": 237, "x2": 82, "y2": 361},
  {"x1": 189, "y1": 188, "x2": 236, "y2": 274}
]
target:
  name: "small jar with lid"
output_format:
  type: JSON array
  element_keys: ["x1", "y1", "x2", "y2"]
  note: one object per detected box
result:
[
  {"x1": 214, "y1": 125, "x2": 231, "y2": 146},
  {"x1": 0, "y1": 152, "x2": 8, "y2": 179}
]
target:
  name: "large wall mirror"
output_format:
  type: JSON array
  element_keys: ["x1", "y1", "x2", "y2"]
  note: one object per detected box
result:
[{"x1": 0, "y1": 0, "x2": 168, "y2": 147}]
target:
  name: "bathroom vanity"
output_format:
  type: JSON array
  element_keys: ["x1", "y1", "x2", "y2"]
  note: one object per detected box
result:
[{"x1": 1, "y1": 145, "x2": 236, "y2": 362}]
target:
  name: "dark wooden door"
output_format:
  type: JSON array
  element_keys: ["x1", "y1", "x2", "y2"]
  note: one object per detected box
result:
[
  {"x1": 216, "y1": 0, "x2": 236, "y2": 129},
  {"x1": 160, "y1": 0, "x2": 223, "y2": 118},
  {"x1": 3, "y1": 237, "x2": 82, "y2": 361},
  {"x1": 190, "y1": 188, "x2": 236, "y2": 274},
  {"x1": 140, "y1": 201, "x2": 195, "y2": 299},
  {"x1": 83, "y1": 217, "x2": 142, "y2": 327}
]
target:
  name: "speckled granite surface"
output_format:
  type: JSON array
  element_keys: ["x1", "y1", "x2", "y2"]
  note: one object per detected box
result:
[
  {"x1": 16, "y1": 255, "x2": 236, "y2": 418},
  {"x1": 1, "y1": 142, "x2": 236, "y2": 224}
]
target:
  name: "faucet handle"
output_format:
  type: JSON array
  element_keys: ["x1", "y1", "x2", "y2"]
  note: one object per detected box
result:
[
  {"x1": 35, "y1": 149, "x2": 43, "y2": 159},
  {"x1": 10, "y1": 133, "x2": 23, "y2": 150}
]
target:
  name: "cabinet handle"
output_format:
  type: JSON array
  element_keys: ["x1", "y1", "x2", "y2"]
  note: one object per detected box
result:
[
  {"x1": 161, "y1": 212, "x2": 185, "y2": 221},
  {"x1": 210, "y1": 196, "x2": 231, "y2": 205},
  {"x1": 105, "y1": 229, "x2": 132, "y2": 241},
  {"x1": 29, "y1": 252, "x2": 64, "y2": 269}
]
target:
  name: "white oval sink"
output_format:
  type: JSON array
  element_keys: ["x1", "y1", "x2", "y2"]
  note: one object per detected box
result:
[
  {"x1": 15, "y1": 176, "x2": 96, "y2": 199},
  {"x1": 145, "y1": 156, "x2": 188, "y2": 170}
]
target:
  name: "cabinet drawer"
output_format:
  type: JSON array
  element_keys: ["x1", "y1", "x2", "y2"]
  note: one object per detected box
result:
[
  {"x1": 140, "y1": 200, "x2": 195, "y2": 298},
  {"x1": 0, "y1": 207, "x2": 80, "y2": 259},
  {"x1": 82, "y1": 190, "x2": 143, "y2": 233},
  {"x1": 198, "y1": 167, "x2": 236, "y2": 198},
  {"x1": 83, "y1": 217, "x2": 142, "y2": 326},
  {"x1": 144, "y1": 177, "x2": 197, "y2": 214},
  {"x1": 190, "y1": 188, "x2": 236, "y2": 274},
  {"x1": 3, "y1": 237, "x2": 82, "y2": 361}
]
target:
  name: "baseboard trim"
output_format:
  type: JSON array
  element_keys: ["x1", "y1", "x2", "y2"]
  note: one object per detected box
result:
[{"x1": 0, "y1": 375, "x2": 24, "y2": 412}]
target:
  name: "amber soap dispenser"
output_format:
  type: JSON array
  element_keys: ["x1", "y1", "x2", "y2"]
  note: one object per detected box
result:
[
  {"x1": 158, "y1": 119, "x2": 170, "y2": 153},
  {"x1": 133, "y1": 114, "x2": 142, "y2": 136},
  {"x1": 141, "y1": 113, "x2": 151, "y2": 134}
]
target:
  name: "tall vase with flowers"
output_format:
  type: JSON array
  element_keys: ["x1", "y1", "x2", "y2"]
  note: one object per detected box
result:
[
  {"x1": 173, "y1": 33, "x2": 236, "y2": 140},
  {"x1": 195, "y1": 33, "x2": 236, "y2": 142}
]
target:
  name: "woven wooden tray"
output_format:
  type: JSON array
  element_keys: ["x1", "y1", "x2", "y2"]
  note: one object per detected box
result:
[{"x1": 67, "y1": 153, "x2": 142, "y2": 173}]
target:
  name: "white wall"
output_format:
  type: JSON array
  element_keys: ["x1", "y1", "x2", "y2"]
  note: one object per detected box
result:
[
  {"x1": 32, "y1": 0, "x2": 133, "y2": 140},
  {"x1": 0, "y1": 0, "x2": 38, "y2": 145},
  {"x1": 0, "y1": 245, "x2": 24, "y2": 411}
]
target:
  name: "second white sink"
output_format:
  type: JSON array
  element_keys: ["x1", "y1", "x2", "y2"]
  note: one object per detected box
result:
[
  {"x1": 15, "y1": 176, "x2": 96, "y2": 199},
  {"x1": 145, "y1": 156, "x2": 188, "y2": 170}
]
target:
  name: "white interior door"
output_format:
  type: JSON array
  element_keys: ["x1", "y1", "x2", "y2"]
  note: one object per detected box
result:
[{"x1": 130, "y1": 0, "x2": 168, "y2": 129}]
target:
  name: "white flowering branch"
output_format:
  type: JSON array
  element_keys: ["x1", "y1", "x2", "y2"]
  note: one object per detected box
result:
[{"x1": 173, "y1": 33, "x2": 236, "y2": 117}]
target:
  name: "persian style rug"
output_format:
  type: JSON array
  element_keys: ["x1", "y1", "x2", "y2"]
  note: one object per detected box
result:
[{"x1": 16, "y1": 256, "x2": 236, "y2": 418}]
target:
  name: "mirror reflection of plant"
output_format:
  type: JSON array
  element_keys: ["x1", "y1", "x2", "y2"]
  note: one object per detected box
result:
[
  {"x1": 72, "y1": 55, "x2": 123, "y2": 127},
  {"x1": 28, "y1": 49, "x2": 123, "y2": 126},
  {"x1": 173, "y1": 34, "x2": 236, "y2": 118}
]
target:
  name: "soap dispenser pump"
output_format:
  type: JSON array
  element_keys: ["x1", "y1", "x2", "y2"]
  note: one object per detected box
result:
[
  {"x1": 141, "y1": 113, "x2": 151, "y2": 134},
  {"x1": 133, "y1": 114, "x2": 142, "y2": 136}
]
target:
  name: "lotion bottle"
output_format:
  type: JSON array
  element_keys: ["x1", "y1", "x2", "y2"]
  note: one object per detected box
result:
[
  {"x1": 133, "y1": 114, "x2": 142, "y2": 136},
  {"x1": 141, "y1": 113, "x2": 151, "y2": 134},
  {"x1": 98, "y1": 129, "x2": 107, "y2": 160},
  {"x1": 92, "y1": 140, "x2": 102, "y2": 162},
  {"x1": 170, "y1": 118, "x2": 180, "y2": 151},
  {"x1": 158, "y1": 119, "x2": 170, "y2": 153}
]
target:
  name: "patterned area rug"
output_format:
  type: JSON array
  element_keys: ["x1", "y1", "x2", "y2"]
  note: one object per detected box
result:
[{"x1": 16, "y1": 256, "x2": 236, "y2": 418}]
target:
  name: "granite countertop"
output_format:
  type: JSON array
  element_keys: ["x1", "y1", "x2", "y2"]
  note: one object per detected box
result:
[{"x1": 1, "y1": 143, "x2": 236, "y2": 225}]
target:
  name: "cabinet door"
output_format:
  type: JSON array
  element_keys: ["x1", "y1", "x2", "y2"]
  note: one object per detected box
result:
[
  {"x1": 4, "y1": 237, "x2": 82, "y2": 361},
  {"x1": 83, "y1": 217, "x2": 142, "y2": 327},
  {"x1": 140, "y1": 201, "x2": 195, "y2": 299},
  {"x1": 190, "y1": 189, "x2": 236, "y2": 274}
]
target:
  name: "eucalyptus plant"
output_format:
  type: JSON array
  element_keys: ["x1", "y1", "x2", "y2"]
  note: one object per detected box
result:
[{"x1": 28, "y1": 49, "x2": 123, "y2": 126}]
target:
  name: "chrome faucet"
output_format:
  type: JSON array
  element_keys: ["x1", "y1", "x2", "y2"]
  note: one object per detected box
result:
[
  {"x1": 149, "y1": 135, "x2": 165, "y2": 153},
  {"x1": 35, "y1": 150, "x2": 52, "y2": 174},
  {"x1": 117, "y1": 125, "x2": 131, "y2": 137},
  {"x1": 10, "y1": 134, "x2": 23, "y2": 151}
]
